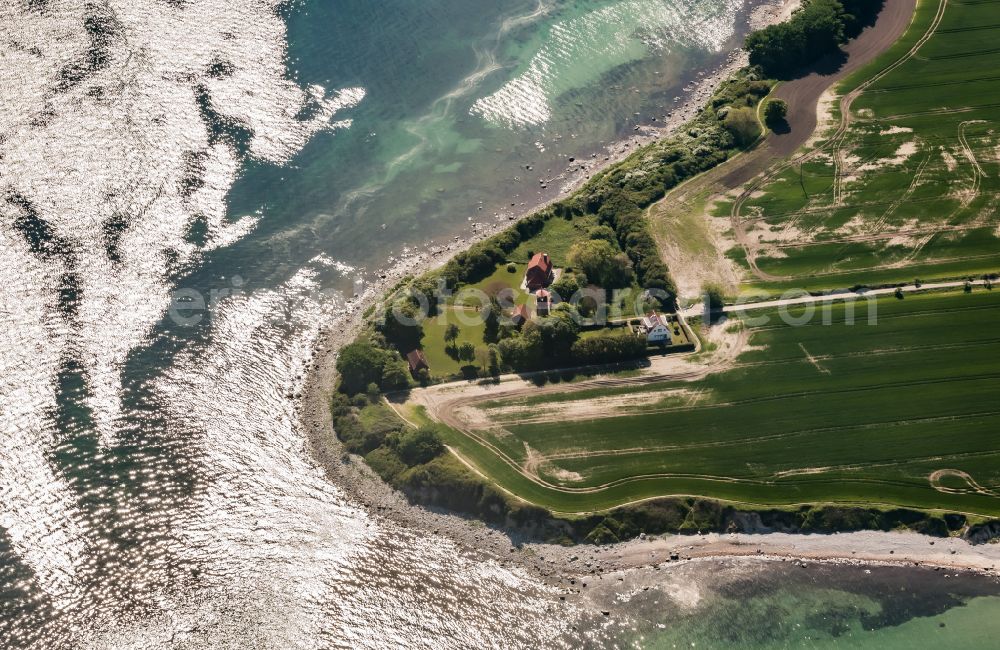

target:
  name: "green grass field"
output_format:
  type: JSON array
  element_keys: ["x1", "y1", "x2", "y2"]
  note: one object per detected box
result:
[
  {"x1": 422, "y1": 289, "x2": 1000, "y2": 515},
  {"x1": 724, "y1": 0, "x2": 1000, "y2": 292}
]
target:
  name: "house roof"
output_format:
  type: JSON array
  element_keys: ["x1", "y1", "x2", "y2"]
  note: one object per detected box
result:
[
  {"x1": 527, "y1": 252, "x2": 552, "y2": 274},
  {"x1": 406, "y1": 349, "x2": 428, "y2": 371},
  {"x1": 642, "y1": 312, "x2": 667, "y2": 329}
]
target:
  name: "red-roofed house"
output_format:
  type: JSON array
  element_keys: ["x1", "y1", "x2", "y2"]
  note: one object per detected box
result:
[{"x1": 525, "y1": 252, "x2": 554, "y2": 291}]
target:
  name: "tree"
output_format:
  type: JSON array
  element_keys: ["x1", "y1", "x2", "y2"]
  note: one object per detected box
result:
[
  {"x1": 486, "y1": 344, "x2": 501, "y2": 377},
  {"x1": 568, "y1": 239, "x2": 634, "y2": 289},
  {"x1": 337, "y1": 342, "x2": 389, "y2": 395},
  {"x1": 397, "y1": 427, "x2": 444, "y2": 466},
  {"x1": 444, "y1": 323, "x2": 460, "y2": 347},
  {"x1": 763, "y1": 98, "x2": 788, "y2": 128},
  {"x1": 723, "y1": 107, "x2": 760, "y2": 147},
  {"x1": 483, "y1": 298, "x2": 500, "y2": 343},
  {"x1": 458, "y1": 342, "x2": 476, "y2": 362},
  {"x1": 703, "y1": 284, "x2": 725, "y2": 312},
  {"x1": 380, "y1": 361, "x2": 410, "y2": 391}
]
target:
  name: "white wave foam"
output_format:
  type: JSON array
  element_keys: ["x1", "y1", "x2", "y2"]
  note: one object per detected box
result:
[{"x1": 471, "y1": 0, "x2": 743, "y2": 128}]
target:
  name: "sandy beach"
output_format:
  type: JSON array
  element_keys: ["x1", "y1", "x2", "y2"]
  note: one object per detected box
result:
[{"x1": 296, "y1": 0, "x2": 999, "y2": 591}]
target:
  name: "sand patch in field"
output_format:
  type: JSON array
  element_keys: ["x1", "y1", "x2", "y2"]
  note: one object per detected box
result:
[
  {"x1": 856, "y1": 141, "x2": 918, "y2": 172},
  {"x1": 880, "y1": 125, "x2": 913, "y2": 136},
  {"x1": 484, "y1": 387, "x2": 708, "y2": 424},
  {"x1": 940, "y1": 147, "x2": 958, "y2": 172},
  {"x1": 652, "y1": 197, "x2": 743, "y2": 300},
  {"x1": 833, "y1": 213, "x2": 868, "y2": 236}
]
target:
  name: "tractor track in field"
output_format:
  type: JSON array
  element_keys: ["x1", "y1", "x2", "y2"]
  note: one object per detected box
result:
[
  {"x1": 929, "y1": 469, "x2": 999, "y2": 496},
  {"x1": 730, "y1": 0, "x2": 943, "y2": 281}
]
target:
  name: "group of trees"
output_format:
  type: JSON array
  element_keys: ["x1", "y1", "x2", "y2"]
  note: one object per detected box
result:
[
  {"x1": 336, "y1": 340, "x2": 409, "y2": 395},
  {"x1": 567, "y1": 238, "x2": 634, "y2": 289},
  {"x1": 496, "y1": 305, "x2": 582, "y2": 371},
  {"x1": 744, "y1": 0, "x2": 864, "y2": 77}
]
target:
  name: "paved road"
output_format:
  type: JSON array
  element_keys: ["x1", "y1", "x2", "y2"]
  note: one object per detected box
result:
[{"x1": 681, "y1": 279, "x2": 991, "y2": 318}]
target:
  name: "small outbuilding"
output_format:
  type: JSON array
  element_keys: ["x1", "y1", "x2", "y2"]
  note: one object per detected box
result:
[
  {"x1": 406, "y1": 349, "x2": 429, "y2": 376},
  {"x1": 535, "y1": 289, "x2": 552, "y2": 316},
  {"x1": 525, "y1": 252, "x2": 554, "y2": 291},
  {"x1": 510, "y1": 303, "x2": 530, "y2": 327}
]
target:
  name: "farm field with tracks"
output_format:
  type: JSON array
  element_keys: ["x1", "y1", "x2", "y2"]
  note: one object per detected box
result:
[
  {"x1": 720, "y1": 0, "x2": 1000, "y2": 292},
  {"x1": 411, "y1": 290, "x2": 1000, "y2": 515}
]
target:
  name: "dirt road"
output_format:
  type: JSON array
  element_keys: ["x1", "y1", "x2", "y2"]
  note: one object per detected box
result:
[{"x1": 722, "y1": 0, "x2": 918, "y2": 188}]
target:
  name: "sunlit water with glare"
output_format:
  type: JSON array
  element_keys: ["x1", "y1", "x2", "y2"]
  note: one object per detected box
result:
[{"x1": 3, "y1": 0, "x2": 1000, "y2": 648}]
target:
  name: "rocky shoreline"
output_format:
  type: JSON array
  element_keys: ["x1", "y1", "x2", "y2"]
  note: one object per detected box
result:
[{"x1": 297, "y1": 0, "x2": 1000, "y2": 592}]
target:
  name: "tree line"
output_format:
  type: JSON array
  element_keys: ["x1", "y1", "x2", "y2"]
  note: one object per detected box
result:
[{"x1": 745, "y1": 0, "x2": 885, "y2": 78}]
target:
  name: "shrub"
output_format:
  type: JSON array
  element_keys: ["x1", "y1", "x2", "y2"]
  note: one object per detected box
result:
[
  {"x1": 703, "y1": 283, "x2": 725, "y2": 313},
  {"x1": 365, "y1": 447, "x2": 407, "y2": 482},
  {"x1": 506, "y1": 262, "x2": 516, "y2": 273},
  {"x1": 723, "y1": 107, "x2": 760, "y2": 147},
  {"x1": 397, "y1": 427, "x2": 445, "y2": 466},
  {"x1": 570, "y1": 331, "x2": 646, "y2": 365},
  {"x1": 588, "y1": 224, "x2": 618, "y2": 243}
]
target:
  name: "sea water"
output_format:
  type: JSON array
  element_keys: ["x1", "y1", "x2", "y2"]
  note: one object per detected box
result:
[{"x1": 1, "y1": 0, "x2": 998, "y2": 647}]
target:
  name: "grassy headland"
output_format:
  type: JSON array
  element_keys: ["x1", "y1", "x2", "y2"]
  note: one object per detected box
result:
[{"x1": 325, "y1": 0, "x2": 1000, "y2": 545}]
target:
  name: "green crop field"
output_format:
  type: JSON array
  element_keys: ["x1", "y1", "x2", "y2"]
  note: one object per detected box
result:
[
  {"x1": 418, "y1": 289, "x2": 1000, "y2": 515},
  {"x1": 722, "y1": 0, "x2": 1000, "y2": 293}
]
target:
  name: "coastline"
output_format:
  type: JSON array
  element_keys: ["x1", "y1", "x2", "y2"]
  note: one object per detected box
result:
[{"x1": 296, "y1": 0, "x2": 999, "y2": 589}]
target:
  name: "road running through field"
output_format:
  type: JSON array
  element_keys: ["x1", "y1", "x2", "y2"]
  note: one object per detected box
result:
[{"x1": 680, "y1": 279, "x2": 991, "y2": 318}]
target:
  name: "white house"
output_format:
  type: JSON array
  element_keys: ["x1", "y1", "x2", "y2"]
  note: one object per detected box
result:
[{"x1": 640, "y1": 312, "x2": 671, "y2": 343}]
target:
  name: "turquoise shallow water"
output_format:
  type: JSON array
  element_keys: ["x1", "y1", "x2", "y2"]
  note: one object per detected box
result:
[
  {"x1": 611, "y1": 563, "x2": 1000, "y2": 648},
  {"x1": 2, "y1": 0, "x2": 1000, "y2": 647}
]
